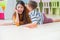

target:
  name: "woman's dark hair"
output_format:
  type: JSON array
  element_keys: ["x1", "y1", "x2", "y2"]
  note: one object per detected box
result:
[
  {"x1": 28, "y1": 1, "x2": 37, "y2": 9},
  {"x1": 16, "y1": 1, "x2": 25, "y2": 8},
  {"x1": 15, "y1": 1, "x2": 31, "y2": 24}
]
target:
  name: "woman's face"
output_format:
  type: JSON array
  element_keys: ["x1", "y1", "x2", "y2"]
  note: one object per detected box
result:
[{"x1": 16, "y1": 4, "x2": 24, "y2": 14}]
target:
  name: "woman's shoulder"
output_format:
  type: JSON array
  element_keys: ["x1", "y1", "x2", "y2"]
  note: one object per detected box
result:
[{"x1": 13, "y1": 12, "x2": 16, "y2": 16}]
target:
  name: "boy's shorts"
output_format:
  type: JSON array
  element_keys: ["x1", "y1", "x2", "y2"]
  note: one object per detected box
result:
[{"x1": 43, "y1": 14, "x2": 53, "y2": 24}]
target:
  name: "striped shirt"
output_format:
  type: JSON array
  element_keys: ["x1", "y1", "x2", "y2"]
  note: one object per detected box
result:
[{"x1": 29, "y1": 9, "x2": 44, "y2": 24}]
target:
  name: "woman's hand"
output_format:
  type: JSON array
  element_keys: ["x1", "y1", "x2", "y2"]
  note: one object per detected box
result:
[
  {"x1": 15, "y1": 8, "x2": 18, "y2": 14},
  {"x1": 14, "y1": 9, "x2": 20, "y2": 26}
]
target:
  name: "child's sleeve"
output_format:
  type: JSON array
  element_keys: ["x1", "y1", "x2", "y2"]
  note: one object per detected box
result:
[{"x1": 30, "y1": 12, "x2": 44, "y2": 24}]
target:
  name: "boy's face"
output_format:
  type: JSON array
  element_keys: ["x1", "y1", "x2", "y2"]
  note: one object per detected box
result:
[{"x1": 27, "y1": 4, "x2": 32, "y2": 12}]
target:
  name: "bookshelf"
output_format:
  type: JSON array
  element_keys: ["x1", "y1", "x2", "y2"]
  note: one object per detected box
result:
[{"x1": 39, "y1": 0, "x2": 60, "y2": 16}]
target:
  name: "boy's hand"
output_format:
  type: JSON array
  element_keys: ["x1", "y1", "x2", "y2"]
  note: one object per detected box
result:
[{"x1": 25, "y1": 23, "x2": 37, "y2": 28}]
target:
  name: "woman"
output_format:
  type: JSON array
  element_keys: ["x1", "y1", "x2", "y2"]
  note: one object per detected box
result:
[
  {"x1": 13, "y1": 1, "x2": 31, "y2": 26},
  {"x1": 0, "y1": 1, "x2": 31, "y2": 26}
]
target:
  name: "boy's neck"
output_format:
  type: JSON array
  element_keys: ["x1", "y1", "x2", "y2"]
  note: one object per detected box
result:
[{"x1": 30, "y1": 9, "x2": 34, "y2": 12}]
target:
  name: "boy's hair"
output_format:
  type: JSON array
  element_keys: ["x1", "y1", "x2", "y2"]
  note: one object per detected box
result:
[{"x1": 28, "y1": 1, "x2": 37, "y2": 9}]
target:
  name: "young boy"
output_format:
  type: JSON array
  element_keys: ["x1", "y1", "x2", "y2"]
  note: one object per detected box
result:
[
  {"x1": 25, "y1": 1, "x2": 44, "y2": 28},
  {"x1": 28, "y1": 1, "x2": 44, "y2": 24},
  {"x1": 25, "y1": 1, "x2": 60, "y2": 28}
]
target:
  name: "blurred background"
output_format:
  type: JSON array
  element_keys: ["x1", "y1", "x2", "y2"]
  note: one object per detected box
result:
[{"x1": 0, "y1": 0, "x2": 60, "y2": 20}]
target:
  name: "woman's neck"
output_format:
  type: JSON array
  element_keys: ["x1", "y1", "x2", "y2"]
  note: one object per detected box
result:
[{"x1": 18, "y1": 12, "x2": 23, "y2": 15}]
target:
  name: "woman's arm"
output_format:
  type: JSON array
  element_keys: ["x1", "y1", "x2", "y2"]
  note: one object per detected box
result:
[
  {"x1": 0, "y1": 20, "x2": 14, "y2": 26},
  {"x1": 0, "y1": 22, "x2": 14, "y2": 26},
  {"x1": 13, "y1": 14, "x2": 20, "y2": 26},
  {"x1": 13, "y1": 9, "x2": 20, "y2": 26}
]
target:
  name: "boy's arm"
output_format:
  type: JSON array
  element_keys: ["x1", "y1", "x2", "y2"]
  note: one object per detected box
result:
[
  {"x1": 24, "y1": 23, "x2": 37, "y2": 28},
  {"x1": 30, "y1": 12, "x2": 43, "y2": 24},
  {"x1": 25, "y1": 12, "x2": 43, "y2": 28},
  {"x1": 24, "y1": 13, "x2": 39, "y2": 28}
]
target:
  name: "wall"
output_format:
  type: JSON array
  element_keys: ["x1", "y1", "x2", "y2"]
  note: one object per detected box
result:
[{"x1": 5, "y1": 0, "x2": 16, "y2": 20}]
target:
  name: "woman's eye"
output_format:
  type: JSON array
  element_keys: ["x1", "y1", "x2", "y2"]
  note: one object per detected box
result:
[
  {"x1": 18, "y1": 7, "x2": 23, "y2": 9},
  {"x1": 18, "y1": 7, "x2": 20, "y2": 8},
  {"x1": 20, "y1": 6, "x2": 23, "y2": 8}
]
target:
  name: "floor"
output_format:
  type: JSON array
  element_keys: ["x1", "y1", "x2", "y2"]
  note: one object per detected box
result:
[{"x1": 0, "y1": 20, "x2": 60, "y2": 40}]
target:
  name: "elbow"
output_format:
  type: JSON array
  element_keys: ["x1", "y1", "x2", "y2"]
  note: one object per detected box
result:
[{"x1": 15, "y1": 22, "x2": 20, "y2": 26}]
